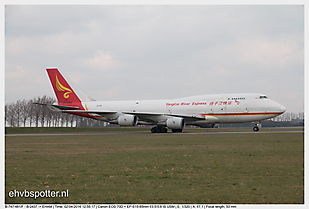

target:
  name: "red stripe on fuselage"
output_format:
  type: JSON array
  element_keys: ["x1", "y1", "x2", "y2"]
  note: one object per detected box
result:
[{"x1": 200, "y1": 112, "x2": 284, "y2": 116}]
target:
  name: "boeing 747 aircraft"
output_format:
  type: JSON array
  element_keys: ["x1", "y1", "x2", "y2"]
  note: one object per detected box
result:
[{"x1": 36, "y1": 68, "x2": 286, "y2": 133}]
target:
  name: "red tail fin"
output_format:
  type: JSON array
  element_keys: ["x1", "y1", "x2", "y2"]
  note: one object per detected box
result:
[{"x1": 46, "y1": 68, "x2": 82, "y2": 105}]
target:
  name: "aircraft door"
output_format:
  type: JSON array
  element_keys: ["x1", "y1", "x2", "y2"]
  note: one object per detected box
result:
[{"x1": 165, "y1": 102, "x2": 173, "y2": 114}]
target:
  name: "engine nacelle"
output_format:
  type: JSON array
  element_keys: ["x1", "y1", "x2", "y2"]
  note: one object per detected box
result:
[
  {"x1": 166, "y1": 117, "x2": 185, "y2": 129},
  {"x1": 118, "y1": 115, "x2": 138, "y2": 126}
]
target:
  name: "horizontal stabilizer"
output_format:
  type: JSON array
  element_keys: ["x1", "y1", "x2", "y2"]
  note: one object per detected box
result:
[
  {"x1": 51, "y1": 104, "x2": 80, "y2": 110},
  {"x1": 33, "y1": 103, "x2": 81, "y2": 110},
  {"x1": 63, "y1": 110, "x2": 117, "y2": 114}
]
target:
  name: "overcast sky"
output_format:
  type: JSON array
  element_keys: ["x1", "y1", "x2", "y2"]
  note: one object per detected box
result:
[{"x1": 5, "y1": 5, "x2": 304, "y2": 113}]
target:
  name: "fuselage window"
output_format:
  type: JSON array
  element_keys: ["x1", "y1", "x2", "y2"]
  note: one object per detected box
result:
[{"x1": 228, "y1": 98, "x2": 246, "y2": 100}]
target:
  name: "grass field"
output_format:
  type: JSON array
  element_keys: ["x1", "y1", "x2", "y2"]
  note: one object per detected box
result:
[
  {"x1": 5, "y1": 126, "x2": 304, "y2": 134},
  {"x1": 5, "y1": 127, "x2": 304, "y2": 204}
]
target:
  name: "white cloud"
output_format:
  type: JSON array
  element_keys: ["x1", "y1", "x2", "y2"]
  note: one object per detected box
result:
[
  {"x1": 81, "y1": 50, "x2": 112, "y2": 70},
  {"x1": 5, "y1": 65, "x2": 26, "y2": 80},
  {"x1": 5, "y1": 5, "x2": 304, "y2": 112}
]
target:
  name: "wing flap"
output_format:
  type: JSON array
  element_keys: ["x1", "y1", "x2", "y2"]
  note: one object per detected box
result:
[{"x1": 122, "y1": 111, "x2": 163, "y2": 116}]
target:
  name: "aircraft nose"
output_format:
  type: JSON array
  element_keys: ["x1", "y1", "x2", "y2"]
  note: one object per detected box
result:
[{"x1": 280, "y1": 105, "x2": 286, "y2": 113}]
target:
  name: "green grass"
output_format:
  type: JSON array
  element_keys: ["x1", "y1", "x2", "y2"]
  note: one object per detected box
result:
[
  {"x1": 5, "y1": 127, "x2": 150, "y2": 134},
  {"x1": 5, "y1": 126, "x2": 304, "y2": 134},
  {"x1": 5, "y1": 130, "x2": 304, "y2": 204}
]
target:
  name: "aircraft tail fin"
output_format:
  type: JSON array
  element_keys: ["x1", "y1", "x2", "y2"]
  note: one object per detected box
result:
[{"x1": 46, "y1": 68, "x2": 94, "y2": 105}]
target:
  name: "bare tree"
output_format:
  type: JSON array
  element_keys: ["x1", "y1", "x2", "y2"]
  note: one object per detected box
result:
[
  {"x1": 32, "y1": 97, "x2": 42, "y2": 127},
  {"x1": 6, "y1": 102, "x2": 17, "y2": 127},
  {"x1": 14, "y1": 100, "x2": 23, "y2": 127},
  {"x1": 4, "y1": 104, "x2": 7, "y2": 127},
  {"x1": 68, "y1": 114, "x2": 76, "y2": 127},
  {"x1": 5, "y1": 103, "x2": 11, "y2": 127},
  {"x1": 7, "y1": 103, "x2": 14, "y2": 127},
  {"x1": 26, "y1": 99, "x2": 33, "y2": 127},
  {"x1": 39, "y1": 96, "x2": 48, "y2": 127},
  {"x1": 39, "y1": 95, "x2": 56, "y2": 127},
  {"x1": 19, "y1": 99, "x2": 30, "y2": 127}
]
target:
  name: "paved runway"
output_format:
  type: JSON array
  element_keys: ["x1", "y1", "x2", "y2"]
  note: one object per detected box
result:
[
  {"x1": 5, "y1": 130, "x2": 303, "y2": 137},
  {"x1": 182, "y1": 130, "x2": 304, "y2": 134}
]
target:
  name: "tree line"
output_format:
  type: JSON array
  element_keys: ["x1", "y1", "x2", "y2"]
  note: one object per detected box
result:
[
  {"x1": 272, "y1": 111, "x2": 304, "y2": 122},
  {"x1": 5, "y1": 96, "x2": 106, "y2": 127},
  {"x1": 5, "y1": 96, "x2": 304, "y2": 127}
]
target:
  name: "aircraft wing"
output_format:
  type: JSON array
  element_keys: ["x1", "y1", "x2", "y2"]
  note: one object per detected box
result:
[
  {"x1": 34, "y1": 103, "x2": 205, "y2": 120},
  {"x1": 65, "y1": 110, "x2": 203, "y2": 125},
  {"x1": 122, "y1": 111, "x2": 219, "y2": 125},
  {"x1": 33, "y1": 103, "x2": 117, "y2": 114},
  {"x1": 122, "y1": 111, "x2": 206, "y2": 120},
  {"x1": 35, "y1": 102, "x2": 209, "y2": 124},
  {"x1": 64, "y1": 110, "x2": 205, "y2": 120}
]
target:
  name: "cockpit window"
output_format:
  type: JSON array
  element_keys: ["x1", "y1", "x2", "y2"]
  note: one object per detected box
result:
[{"x1": 259, "y1": 95, "x2": 268, "y2": 99}]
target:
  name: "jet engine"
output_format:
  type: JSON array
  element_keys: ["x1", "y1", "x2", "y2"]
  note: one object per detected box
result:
[
  {"x1": 166, "y1": 117, "x2": 185, "y2": 129},
  {"x1": 118, "y1": 115, "x2": 138, "y2": 126}
]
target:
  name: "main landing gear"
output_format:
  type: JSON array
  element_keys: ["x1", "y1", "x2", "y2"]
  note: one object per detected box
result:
[
  {"x1": 151, "y1": 126, "x2": 183, "y2": 133},
  {"x1": 151, "y1": 125, "x2": 167, "y2": 133}
]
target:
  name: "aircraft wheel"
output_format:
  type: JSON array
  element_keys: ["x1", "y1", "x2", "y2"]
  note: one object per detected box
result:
[
  {"x1": 253, "y1": 126, "x2": 259, "y2": 132},
  {"x1": 151, "y1": 126, "x2": 167, "y2": 133},
  {"x1": 157, "y1": 126, "x2": 168, "y2": 133},
  {"x1": 172, "y1": 129, "x2": 183, "y2": 133},
  {"x1": 151, "y1": 127, "x2": 157, "y2": 133}
]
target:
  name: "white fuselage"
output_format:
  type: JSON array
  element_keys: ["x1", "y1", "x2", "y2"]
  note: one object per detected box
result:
[{"x1": 81, "y1": 93, "x2": 286, "y2": 126}]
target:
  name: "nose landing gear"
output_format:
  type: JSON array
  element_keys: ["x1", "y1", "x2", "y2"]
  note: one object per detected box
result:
[{"x1": 253, "y1": 121, "x2": 261, "y2": 132}]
